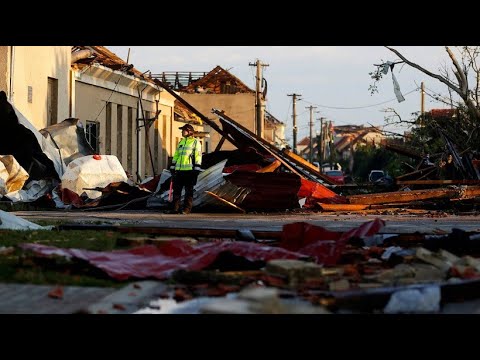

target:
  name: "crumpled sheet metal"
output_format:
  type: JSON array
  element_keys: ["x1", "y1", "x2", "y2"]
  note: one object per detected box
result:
[
  {"x1": 298, "y1": 178, "x2": 348, "y2": 207},
  {"x1": 280, "y1": 218, "x2": 385, "y2": 265},
  {"x1": 221, "y1": 171, "x2": 302, "y2": 211},
  {"x1": 40, "y1": 118, "x2": 95, "y2": 168},
  {"x1": 20, "y1": 219, "x2": 386, "y2": 280},
  {"x1": 20, "y1": 240, "x2": 306, "y2": 281}
]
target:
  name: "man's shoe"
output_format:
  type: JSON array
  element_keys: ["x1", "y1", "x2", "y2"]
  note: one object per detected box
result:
[{"x1": 181, "y1": 209, "x2": 191, "y2": 215}]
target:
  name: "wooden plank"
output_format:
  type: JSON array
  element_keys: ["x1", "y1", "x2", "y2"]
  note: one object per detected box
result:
[
  {"x1": 318, "y1": 203, "x2": 368, "y2": 211},
  {"x1": 347, "y1": 188, "x2": 459, "y2": 205},
  {"x1": 204, "y1": 190, "x2": 246, "y2": 213},
  {"x1": 282, "y1": 149, "x2": 336, "y2": 184},
  {"x1": 256, "y1": 160, "x2": 281, "y2": 173}
]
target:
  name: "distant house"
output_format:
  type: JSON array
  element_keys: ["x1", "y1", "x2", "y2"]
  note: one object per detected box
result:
[
  {"x1": 298, "y1": 124, "x2": 386, "y2": 171},
  {"x1": 297, "y1": 136, "x2": 311, "y2": 155},
  {"x1": 265, "y1": 111, "x2": 286, "y2": 148},
  {"x1": 154, "y1": 66, "x2": 286, "y2": 151},
  {"x1": 334, "y1": 125, "x2": 385, "y2": 160}
]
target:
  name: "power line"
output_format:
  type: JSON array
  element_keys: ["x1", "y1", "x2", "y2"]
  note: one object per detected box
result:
[{"x1": 300, "y1": 88, "x2": 419, "y2": 110}]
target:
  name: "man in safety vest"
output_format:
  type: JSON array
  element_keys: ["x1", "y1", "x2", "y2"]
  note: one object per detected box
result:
[{"x1": 168, "y1": 124, "x2": 202, "y2": 214}]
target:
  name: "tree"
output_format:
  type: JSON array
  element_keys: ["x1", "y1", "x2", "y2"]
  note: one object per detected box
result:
[{"x1": 370, "y1": 46, "x2": 480, "y2": 155}]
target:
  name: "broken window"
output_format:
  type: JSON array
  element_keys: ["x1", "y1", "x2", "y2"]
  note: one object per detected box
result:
[{"x1": 85, "y1": 120, "x2": 100, "y2": 153}]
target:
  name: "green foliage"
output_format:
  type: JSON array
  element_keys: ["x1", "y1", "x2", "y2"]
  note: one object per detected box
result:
[
  {"x1": 352, "y1": 144, "x2": 409, "y2": 181},
  {"x1": 408, "y1": 107, "x2": 480, "y2": 156}
]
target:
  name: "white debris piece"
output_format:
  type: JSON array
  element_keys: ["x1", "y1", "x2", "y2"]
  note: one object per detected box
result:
[
  {"x1": 384, "y1": 286, "x2": 441, "y2": 314},
  {"x1": 61, "y1": 155, "x2": 128, "y2": 199},
  {"x1": 0, "y1": 210, "x2": 49, "y2": 230},
  {"x1": 5, "y1": 180, "x2": 51, "y2": 203}
]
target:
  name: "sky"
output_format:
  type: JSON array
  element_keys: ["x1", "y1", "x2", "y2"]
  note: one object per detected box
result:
[{"x1": 107, "y1": 46, "x2": 456, "y2": 143}]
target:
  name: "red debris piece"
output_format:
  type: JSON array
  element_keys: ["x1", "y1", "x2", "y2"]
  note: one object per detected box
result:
[
  {"x1": 173, "y1": 288, "x2": 193, "y2": 302},
  {"x1": 223, "y1": 164, "x2": 262, "y2": 174},
  {"x1": 280, "y1": 218, "x2": 385, "y2": 265},
  {"x1": 59, "y1": 187, "x2": 84, "y2": 207},
  {"x1": 20, "y1": 240, "x2": 305, "y2": 281},
  {"x1": 113, "y1": 303, "x2": 126, "y2": 311},
  {"x1": 48, "y1": 286, "x2": 64, "y2": 299},
  {"x1": 298, "y1": 178, "x2": 348, "y2": 207}
]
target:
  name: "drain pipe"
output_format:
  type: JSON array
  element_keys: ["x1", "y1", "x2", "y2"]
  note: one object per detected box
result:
[{"x1": 136, "y1": 82, "x2": 147, "y2": 182}]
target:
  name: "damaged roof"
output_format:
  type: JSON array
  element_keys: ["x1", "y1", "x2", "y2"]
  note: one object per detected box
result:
[
  {"x1": 71, "y1": 46, "x2": 147, "y2": 79},
  {"x1": 265, "y1": 111, "x2": 284, "y2": 127},
  {"x1": 180, "y1": 66, "x2": 255, "y2": 94},
  {"x1": 72, "y1": 46, "x2": 202, "y2": 126},
  {"x1": 174, "y1": 100, "x2": 202, "y2": 125}
]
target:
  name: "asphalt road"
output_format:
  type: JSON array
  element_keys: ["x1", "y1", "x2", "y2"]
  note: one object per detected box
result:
[{"x1": 13, "y1": 210, "x2": 480, "y2": 234}]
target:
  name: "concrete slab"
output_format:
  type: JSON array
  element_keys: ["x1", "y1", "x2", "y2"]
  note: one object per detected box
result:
[
  {"x1": 87, "y1": 281, "x2": 167, "y2": 314},
  {"x1": 0, "y1": 283, "x2": 115, "y2": 314}
]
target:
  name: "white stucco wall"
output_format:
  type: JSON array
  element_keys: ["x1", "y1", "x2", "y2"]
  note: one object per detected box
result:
[
  {"x1": 75, "y1": 72, "x2": 176, "y2": 179},
  {"x1": 10, "y1": 46, "x2": 71, "y2": 129},
  {"x1": 0, "y1": 46, "x2": 8, "y2": 93}
]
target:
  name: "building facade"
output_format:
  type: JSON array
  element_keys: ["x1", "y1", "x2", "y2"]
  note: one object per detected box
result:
[{"x1": 0, "y1": 46, "x2": 71, "y2": 129}]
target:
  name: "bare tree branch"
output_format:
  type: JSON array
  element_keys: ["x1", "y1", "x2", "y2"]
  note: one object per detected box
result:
[{"x1": 385, "y1": 46, "x2": 462, "y2": 95}]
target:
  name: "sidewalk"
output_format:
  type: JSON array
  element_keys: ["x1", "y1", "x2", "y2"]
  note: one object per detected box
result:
[{"x1": 0, "y1": 281, "x2": 167, "y2": 314}]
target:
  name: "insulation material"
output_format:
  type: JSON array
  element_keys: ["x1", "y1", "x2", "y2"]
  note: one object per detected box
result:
[
  {"x1": 61, "y1": 155, "x2": 128, "y2": 199},
  {"x1": 0, "y1": 155, "x2": 29, "y2": 195}
]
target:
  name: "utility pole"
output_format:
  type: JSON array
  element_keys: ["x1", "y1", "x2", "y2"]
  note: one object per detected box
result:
[
  {"x1": 287, "y1": 93, "x2": 301, "y2": 153},
  {"x1": 306, "y1": 105, "x2": 317, "y2": 163},
  {"x1": 420, "y1": 81, "x2": 425, "y2": 127},
  {"x1": 249, "y1": 59, "x2": 269, "y2": 138},
  {"x1": 318, "y1": 117, "x2": 325, "y2": 172}
]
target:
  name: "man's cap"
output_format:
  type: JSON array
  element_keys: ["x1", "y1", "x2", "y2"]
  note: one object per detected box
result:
[{"x1": 179, "y1": 124, "x2": 194, "y2": 132}]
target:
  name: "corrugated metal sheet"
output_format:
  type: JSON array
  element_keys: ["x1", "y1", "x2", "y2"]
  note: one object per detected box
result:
[
  {"x1": 212, "y1": 171, "x2": 301, "y2": 211},
  {"x1": 151, "y1": 159, "x2": 228, "y2": 210}
]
